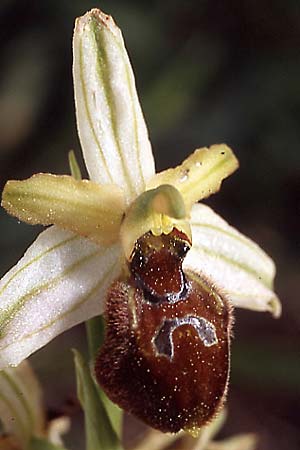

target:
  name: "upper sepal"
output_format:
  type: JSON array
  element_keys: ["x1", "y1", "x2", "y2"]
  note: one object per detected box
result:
[{"x1": 73, "y1": 9, "x2": 155, "y2": 202}]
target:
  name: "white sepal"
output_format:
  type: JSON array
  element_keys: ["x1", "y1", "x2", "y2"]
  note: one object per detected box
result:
[
  {"x1": 73, "y1": 9, "x2": 155, "y2": 202},
  {"x1": 0, "y1": 226, "x2": 122, "y2": 369},
  {"x1": 184, "y1": 203, "x2": 281, "y2": 317}
]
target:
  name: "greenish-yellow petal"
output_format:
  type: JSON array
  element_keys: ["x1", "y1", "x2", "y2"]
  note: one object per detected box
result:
[
  {"x1": 147, "y1": 144, "x2": 238, "y2": 210},
  {"x1": 2, "y1": 174, "x2": 125, "y2": 246}
]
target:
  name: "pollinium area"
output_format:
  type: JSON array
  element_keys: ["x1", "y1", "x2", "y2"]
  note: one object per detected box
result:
[{"x1": 95, "y1": 229, "x2": 232, "y2": 434}]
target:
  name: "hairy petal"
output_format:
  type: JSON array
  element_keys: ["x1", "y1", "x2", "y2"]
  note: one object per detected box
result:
[
  {"x1": 2, "y1": 174, "x2": 125, "y2": 246},
  {"x1": 184, "y1": 204, "x2": 281, "y2": 317},
  {"x1": 0, "y1": 226, "x2": 122, "y2": 369},
  {"x1": 0, "y1": 361, "x2": 45, "y2": 447},
  {"x1": 73, "y1": 8, "x2": 155, "y2": 202},
  {"x1": 147, "y1": 144, "x2": 238, "y2": 211}
]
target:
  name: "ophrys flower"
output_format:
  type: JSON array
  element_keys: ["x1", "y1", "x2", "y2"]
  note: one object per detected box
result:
[{"x1": 0, "y1": 8, "x2": 280, "y2": 434}]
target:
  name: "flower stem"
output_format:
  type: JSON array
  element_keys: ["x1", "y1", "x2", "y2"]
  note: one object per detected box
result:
[{"x1": 85, "y1": 317, "x2": 123, "y2": 439}]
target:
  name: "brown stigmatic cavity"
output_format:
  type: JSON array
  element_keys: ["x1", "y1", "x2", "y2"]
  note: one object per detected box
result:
[{"x1": 95, "y1": 229, "x2": 232, "y2": 434}]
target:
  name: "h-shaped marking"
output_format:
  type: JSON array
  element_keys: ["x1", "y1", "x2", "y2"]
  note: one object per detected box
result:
[{"x1": 153, "y1": 316, "x2": 218, "y2": 359}]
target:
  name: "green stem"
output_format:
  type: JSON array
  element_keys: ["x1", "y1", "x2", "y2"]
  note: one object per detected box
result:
[
  {"x1": 86, "y1": 316, "x2": 105, "y2": 361},
  {"x1": 73, "y1": 349, "x2": 122, "y2": 450},
  {"x1": 85, "y1": 316, "x2": 123, "y2": 438}
]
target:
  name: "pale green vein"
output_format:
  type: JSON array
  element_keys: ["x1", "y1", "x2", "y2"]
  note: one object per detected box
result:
[
  {"x1": 92, "y1": 22, "x2": 136, "y2": 197},
  {"x1": 0, "y1": 234, "x2": 78, "y2": 298},
  {"x1": 6, "y1": 190, "x2": 110, "y2": 215},
  {"x1": 0, "y1": 249, "x2": 102, "y2": 336},
  {"x1": 192, "y1": 221, "x2": 253, "y2": 249},
  {"x1": 122, "y1": 49, "x2": 147, "y2": 189},
  {"x1": 79, "y1": 38, "x2": 114, "y2": 184},
  {"x1": 101, "y1": 25, "x2": 147, "y2": 189},
  {"x1": 192, "y1": 244, "x2": 271, "y2": 288},
  {"x1": 191, "y1": 221, "x2": 271, "y2": 266},
  {"x1": 0, "y1": 260, "x2": 119, "y2": 352}
]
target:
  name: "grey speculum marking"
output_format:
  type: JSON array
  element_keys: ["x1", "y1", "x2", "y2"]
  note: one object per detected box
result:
[{"x1": 153, "y1": 316, "x2": 218, "y2": 359}]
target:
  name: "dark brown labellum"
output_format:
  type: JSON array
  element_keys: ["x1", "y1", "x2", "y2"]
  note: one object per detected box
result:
[{"x1": 95, "y1": 229, "x2": 232, "y2": 434}]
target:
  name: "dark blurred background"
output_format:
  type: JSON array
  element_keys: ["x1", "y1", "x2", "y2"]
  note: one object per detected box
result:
[{"x1": 0, "y1": 1, "x2": 299, "y2": 449}]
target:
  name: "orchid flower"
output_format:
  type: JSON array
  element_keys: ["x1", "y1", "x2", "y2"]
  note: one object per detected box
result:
[{"x1": 0, "y1": 8, "x2": 280, "y2": 435}]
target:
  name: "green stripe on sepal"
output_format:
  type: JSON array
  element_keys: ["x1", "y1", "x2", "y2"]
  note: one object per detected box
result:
[
  {"x1": 73, "y1": 9, "x2": 155, "y2": 202},
  {"x1": 186, "y1": 203, "x2": 281, "y2": 317}
]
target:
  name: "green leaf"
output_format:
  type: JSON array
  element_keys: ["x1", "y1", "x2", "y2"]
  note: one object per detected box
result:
[
  {"x1": 29, "y1": 436, "x2": 66, "y2": 450},
  {"x1": 86, "y1": 316, "x2": 123, "y2": 437},
  {"x1": 73, "y1": 349, "x2": 123, "y2": 450}
]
